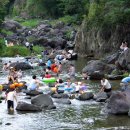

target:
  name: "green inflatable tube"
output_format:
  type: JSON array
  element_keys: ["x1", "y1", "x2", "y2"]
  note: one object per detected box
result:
[{"x1": 42, "y1": 77, "x2": 56, "y2": 83}]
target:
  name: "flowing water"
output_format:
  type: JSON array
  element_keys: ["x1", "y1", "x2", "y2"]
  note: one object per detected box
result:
[{"x1": 0, "y1": 57, "x2": 130, "y2": 130}]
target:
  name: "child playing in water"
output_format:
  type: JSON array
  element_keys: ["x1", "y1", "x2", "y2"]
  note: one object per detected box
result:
[{"x1": 5, "y1": 88, "x2": 17, "y2": 112}]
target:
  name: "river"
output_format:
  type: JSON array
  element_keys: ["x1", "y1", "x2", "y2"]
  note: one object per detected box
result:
[{"x1": 0, "y1": 57, "x2": 130, "y2": 130}]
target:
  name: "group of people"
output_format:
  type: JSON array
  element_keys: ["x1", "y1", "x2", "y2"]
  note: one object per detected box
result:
[
  {"x1": 2, "y1": 40, "x2": 130, "y2": 114},
  {"x1": 54, "y1": 78, "x2": 88, "y2": 94}
]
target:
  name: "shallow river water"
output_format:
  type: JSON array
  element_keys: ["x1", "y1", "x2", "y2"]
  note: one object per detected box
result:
[{"x1": 0, "y1": 57, "x2": 130, "y2": 130}]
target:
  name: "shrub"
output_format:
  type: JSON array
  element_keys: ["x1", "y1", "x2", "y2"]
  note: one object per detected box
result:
[
  {"x1": 33, "y1": 45, "x2": 44, "y2": 54},
  {"x1": 2, "y1": 45, "x2": 30, "y2": 57}
]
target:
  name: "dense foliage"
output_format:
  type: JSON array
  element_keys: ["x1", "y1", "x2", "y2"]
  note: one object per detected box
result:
[
  {"x1": 10, "y1": 0, "x2": 130, "y2": 28},
  {"x1": 0, "y1": 0, "x2": 9, "y2": 27},
  {"x1": 85, "y1": 0, "x2": 130, "y2": 30}
]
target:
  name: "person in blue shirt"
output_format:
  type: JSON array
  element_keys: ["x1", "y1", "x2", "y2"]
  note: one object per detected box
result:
[
  {"x1": 120, "y1": 76, "x2": 130, "y2": 91},
  {"x1": 46, "y1": 58, "x2": 52, "y2": 68}
]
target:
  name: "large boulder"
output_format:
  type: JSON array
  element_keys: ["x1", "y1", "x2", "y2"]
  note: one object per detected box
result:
[
  {"x1": 10, "y1": 62, "x2": 33, "y2": 70},
  {"x1": 117, "y1": 48, "x2": 130, "y2": 70},
  {"x1": 82, "y1": 60, "x2": 115, "y2": 80},
  {"x1": 16, "y1": 101, "x2": 42, "y2": 112},
  {"x1": 103, "y1": 52, "x2": 119, "y2": 64},
  {"x1": 94, "y1": 92, "x2": 108, "y2": 102},
  {"x1": 103, "y1": 88, "x2": 130, "y2": 114},
  {"x1": 2, "y1": 20, "x2": 22, "y2": 32},
  {"x1": 31, "y1": 94, "x2": 56, "y2": 109},
  {"x1": 77, "y1": 92, "x2": 94, "y2": 101}
]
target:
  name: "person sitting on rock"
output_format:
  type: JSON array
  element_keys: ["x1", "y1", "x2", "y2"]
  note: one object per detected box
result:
[
  {"x1": 8, "y1": 67, "x2": 18, "y2": 84},
  {"x1": 100, "y1": 76, "x2": 112, "y2": 93},
  {"x1": 120, "y1": 76, "x2": 130, "y2": 91},
  {"x1": 28, "y1": 75, "x2": 40, "y2": 91},
  {"x1": 79, "y1": 82, "x2": 88, "y2": 94},
  {"x1": 64, "y1": 78, "x2": 75, "y2": 93},
  {"x1": 55, "y1": 79, "x2": 65, "y2": 94},
  {"x1": 120, "y1": 41, "x2": 128, "y2": 52}
]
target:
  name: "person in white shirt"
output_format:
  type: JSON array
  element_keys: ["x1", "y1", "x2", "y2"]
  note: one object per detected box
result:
[
  {"x1": 120, "y1": 41, "x2": 128, "y2": 52},
  {"x1": 28, "y1": 75, "x2": 40, "y2": 91},
  {"x1": 100, "y1": 77, "x2": 112, "y2": 92},
  {"x1": 25, "y1": 41, "x2": 30, "y2": 48},
  {"x1": 6, "y1": 88, "x2": 17, "y2": 111}
]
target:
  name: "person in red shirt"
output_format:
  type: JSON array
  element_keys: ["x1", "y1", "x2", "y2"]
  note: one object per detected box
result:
[
  {"x1": 44, "y1": 72, "x2": 51, "y2": 78},
  {"x1": 51, "y1": 64, "x2": 56, "y2": 71}
]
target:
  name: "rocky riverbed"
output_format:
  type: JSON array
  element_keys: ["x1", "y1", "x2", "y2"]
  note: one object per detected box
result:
[{"x1": 1, "y1": 57, "x2": 130, "y2": 130}]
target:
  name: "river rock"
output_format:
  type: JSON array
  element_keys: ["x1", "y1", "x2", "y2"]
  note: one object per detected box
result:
[
  {"x1": 103, "y1": 52, "x2": 119, "y2": 64},
  {"x1": 77, "y1": 92, "x2": 94, "y2": 101},
  {"x1": 103, "y1": 88, "x2": 130, "y2": 114},
  {"x1": 25, "y1": 90, "x2": 43, "y2": 96},
  {"x1": 94, "y1": 92, "x2": 108, "y2": 102},
  {"x1": 51, "y1": 93, "x2": 69, "y2": 99},
  {"x1": 117, "y1": 48, "x2": 130, "y2": 70},
  {"x1": 31, "y1": 94, "x2": 56, "y2": 109},
  {"x1": 16, "y1": 101, "x2": 42, "y2": 111},
  {"x1": 2, "y1": 20, "x2": 22, "y2": 32},
  {"x1": 107, "y1": 74, "x2": 124, "y2": 80},
  {"x1": 53, "y1": 98, "x2": 71, "y2": 104},
  {"x1": 82, "y1": 60, "x2": 115, "y2": 80},
  {"x1": 10, "y1": 62, "x2": 33, "y2": 70}
]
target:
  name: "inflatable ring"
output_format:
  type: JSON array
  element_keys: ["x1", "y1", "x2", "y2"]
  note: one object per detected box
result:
[
  {"x1": 0, "y1": 85, "x2": 3, "y2": 91},
  {"x1": 42, "y1": 77, "x2": 56, "y2": 83},
  {"x1": 10, "y1": 84, "x2": 15, "y2": 89}
]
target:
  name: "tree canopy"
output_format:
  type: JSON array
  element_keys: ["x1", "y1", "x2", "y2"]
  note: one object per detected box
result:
[{"x1": 0, "y1": 0, "x2": 9, "y2": 27}]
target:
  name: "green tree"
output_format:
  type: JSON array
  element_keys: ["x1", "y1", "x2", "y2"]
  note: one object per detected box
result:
[{"x1": 0, "y1": 0, "x2": 9, "y2": 27}]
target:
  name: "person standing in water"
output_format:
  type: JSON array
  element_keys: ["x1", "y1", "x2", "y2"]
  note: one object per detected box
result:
[
  {"x1": 68, "y1": 64, "x2": 75, "y2": 77},
  {"x1": 5, "y1": 88, "x2": 17, "y2": 112}
]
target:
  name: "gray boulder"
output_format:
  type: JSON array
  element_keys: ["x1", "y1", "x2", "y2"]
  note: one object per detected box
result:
[
  {"x1": 26, "y1": 90, "x2": 43, "y2": 96},
  {"x1": 31, "y1": 94, "x2": 56, "y2": 109},
  {"x1": 117, "y1": 48, "x2": 130, "y2": 70},
  {"x1": 51, "y1": 93, "x2": 69, "y2": 99},
  {"x1": 94, "y1": 92, "x2": 108, "y2": 102},
  {"x1": 82, "y1": 60, "x2": 115, "y2": 80},
  {"x1": 10, "y1": 62, "x2": 33, "y2": 70},
  {"x1": 103, "y1": 89, "x2": 130, "y2": 114},
  {"x1": 77, "y1": 92, "x2": 94, "y2": 101},
  {"x1": 103, "y1": 52, "x2": 119, "y2": 64},
  {"x1": 107, "y1": 74, "x2": 124, "y2": 80},
  {"x1": 53, "y1": 98, "x2": 71, "y2": 104},
  {"x1": 16, "y1": 101, "x2": 42, "y2": 111},
  {"x1": 2, "y1": 20, "x2": 22, "y2": 32}
]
